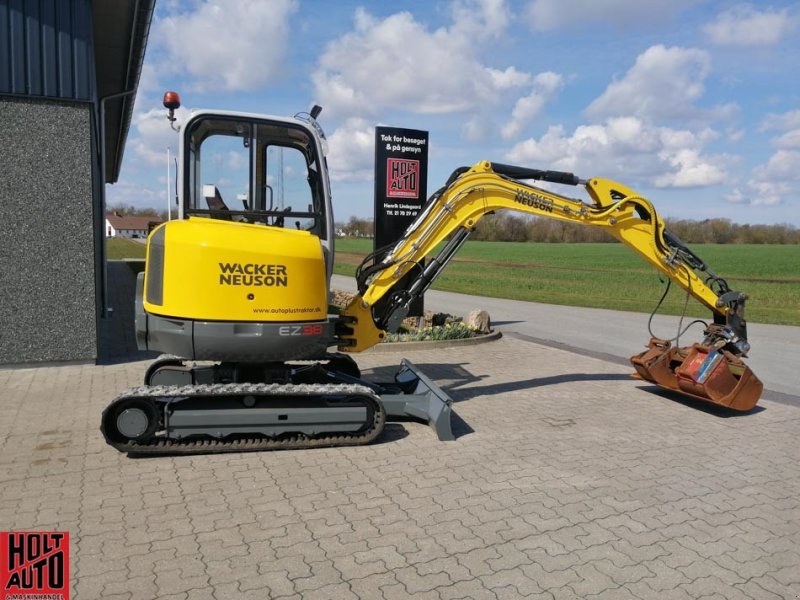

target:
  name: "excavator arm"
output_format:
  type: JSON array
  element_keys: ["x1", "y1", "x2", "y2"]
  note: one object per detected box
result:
[{"x1": 338, "y1": 160, "x2": 763, "y2": 411}]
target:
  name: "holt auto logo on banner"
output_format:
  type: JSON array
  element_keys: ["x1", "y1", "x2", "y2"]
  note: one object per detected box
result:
[{"x1": 374, "y1": 126, "x2": 429, "y2": 316}]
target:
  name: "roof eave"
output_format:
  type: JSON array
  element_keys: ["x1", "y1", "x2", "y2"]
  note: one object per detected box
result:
[{"x1": 92, "y1": 0, "x2": 156, "y2": 183}]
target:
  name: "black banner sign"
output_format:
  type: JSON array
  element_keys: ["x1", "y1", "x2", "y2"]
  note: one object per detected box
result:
[{"x1": 374, "y1": 126, "x2": 429, "y2": 316}]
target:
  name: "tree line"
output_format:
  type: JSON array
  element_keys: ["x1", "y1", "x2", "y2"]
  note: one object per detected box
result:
[
  {"x1": 336, "y1": 216, "x2": 374, "y2": 237},
  {"x1": 107, "y1": 204, "x2": 169, "y2": 221},
  {"x1": 470, "y1": 213, "x2": 800, "y2": 244},
  {"x1": 336, "y1": 213, "x2": 799, "y2": 244},
  {"x1": 116, "y1": 204, "x2": 798, "y2": 244}
]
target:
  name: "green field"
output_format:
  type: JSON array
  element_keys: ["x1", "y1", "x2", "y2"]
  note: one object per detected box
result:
[
  {"x1": 334, "y1": 238, "x2": 800, "y2": 326},
  {"x1": 106, "y1": 237, "x2": 146, "y2": 259},
  {"x1": 105, "y1": 234, "x2": 799, "y2": 325}
]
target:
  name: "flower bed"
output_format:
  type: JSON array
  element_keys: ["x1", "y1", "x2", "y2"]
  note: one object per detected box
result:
[
  {"x1": 331, "y1": 290, "x2": 481, "y2": 341},
  {"x1": 384, "y1": 322, "x2": 479, "y2": 343}
]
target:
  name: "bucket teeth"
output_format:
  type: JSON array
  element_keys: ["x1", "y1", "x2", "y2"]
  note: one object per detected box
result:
[{"x1": 630, "y1": 338, "x2": 763, "y2": 411}]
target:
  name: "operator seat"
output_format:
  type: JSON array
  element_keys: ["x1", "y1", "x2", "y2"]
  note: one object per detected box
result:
[{"x1": 203, "y1": 184, "x2": 232, "y2": 221}]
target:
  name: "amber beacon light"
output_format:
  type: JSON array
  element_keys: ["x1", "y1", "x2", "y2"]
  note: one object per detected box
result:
[{"x1": 163, "y1": 90, "x2": 181, "y2": 126}]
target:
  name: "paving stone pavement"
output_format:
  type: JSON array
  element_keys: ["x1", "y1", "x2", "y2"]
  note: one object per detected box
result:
[{"x1": 1, "y1": 336, "x2": 799, "y2": 599}]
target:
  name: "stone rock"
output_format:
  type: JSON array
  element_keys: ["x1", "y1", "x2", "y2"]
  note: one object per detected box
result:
[{"x1": 466, "y1": 309, "x2": 491, "y2": 333}]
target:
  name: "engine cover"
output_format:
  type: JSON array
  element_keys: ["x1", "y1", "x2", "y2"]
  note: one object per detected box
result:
[{"x1": 143, "y1": 217, "x2": 328, "y2": 323}]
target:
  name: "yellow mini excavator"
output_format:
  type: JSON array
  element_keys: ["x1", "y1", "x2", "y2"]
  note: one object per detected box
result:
[{"x1": 100, "y1": 96, "x2": 763, "y2": 454}]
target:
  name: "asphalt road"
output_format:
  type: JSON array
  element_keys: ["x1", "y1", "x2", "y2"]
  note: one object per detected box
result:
[{"x1": 332, "y1": 274, "x2": 800, "y2": 400}]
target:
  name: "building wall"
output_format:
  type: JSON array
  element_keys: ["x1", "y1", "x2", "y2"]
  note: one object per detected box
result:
[
  {"x1": 0, "y1": 0, "x2": 94, "y2": 101},
  {"x1": 0, "y1": 96, "x2": 97, "y2": 364}
]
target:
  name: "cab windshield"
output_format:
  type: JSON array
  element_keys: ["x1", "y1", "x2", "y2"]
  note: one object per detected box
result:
[{"x1": 184, "y1": 115, "x2": 326, "y2": 237}]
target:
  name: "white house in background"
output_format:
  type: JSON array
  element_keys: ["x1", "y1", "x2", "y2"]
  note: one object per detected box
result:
[{"x1": 105, "y1": 213, "x2": 163, "y2": 239}]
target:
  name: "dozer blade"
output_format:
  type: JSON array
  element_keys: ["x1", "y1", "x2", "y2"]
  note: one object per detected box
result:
[
  {"x1": 630, "y1": 338, "x2": 763, "y2": 411},
  {"x1": 379, "y1": 359, "x2": 455, "y2": 441}
]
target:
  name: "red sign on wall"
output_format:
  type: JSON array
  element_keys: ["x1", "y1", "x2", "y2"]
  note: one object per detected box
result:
[
  {"x1": 1, "y1": 531, "x2": 70, "y2": 600},
  {"x1": 386, "y1": 158, "x2": 420, "y2": 199}
]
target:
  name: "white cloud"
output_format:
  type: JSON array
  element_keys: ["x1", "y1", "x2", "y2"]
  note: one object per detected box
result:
[
  {"x1": 754, "y1": 150, "x2": 800, "y2": 181},
  {"x1": 505, "y1": 117, "x2": 730, "y2": 188},
  {"x1": 449, "y1": 0, "x2": 510, "y2": 39},
  {"x1": 501, "y1": 72, "x2": 563, "y2": 140},
  {"x1": 660, "y1": 126, "x2": 719, "y2": 149},
  {"x1": 312, "y1": 2, "x2": 539, "y2": 118},
  {"x1": 524, "y1": 0, "x2": 696, "y2": 31},
  {"x1": 488, "y1": 67, "x2": 534, "y2": 90},
  {"x1": 586, "y1": 45, "x2": 725, "y2": 122},
  {"x1": 654, "y1": 149, "x2": 726, "y2": 187},
  {"x1": 761, "y1": 109, "x2": 800, "y2": 132},
  {"x1": 724, "y1": 188, "x2": 746, "y2": 203},
  {"x1": 703, "y1": 5, "x2": 794, "y2": 47},
  {"x1": 773, "y1": 130, "x2": 800, "y2": 149},
  {"x1": 129, "y1": 106, "x2": 189, "y2": 166},
  {"x1": 314, "y1": 10, "x2": 472, "y2": 115},
  {"x1": 741, "y1": 180, "x2": 791, "y2": 206},
  {"x1": 724, "y1": 183, "x2": 789, "y2": 206},
  {"x1": 312, "y1": 0, "x2": 565, "y2": 163},
  {"x1": 106, "y1": 178, "x2": 166, "y2": 210},
  {"x1": 720, "y1": 108, "x2": 800, "y2": 205},
  {"x1": 325, "y1": 118, "x2": 376, "y2": 182},
  {"x1": 155, "y1": 0, "x2": 297, "y2": 91},
  {"x1": 726, "y1": 150, "x2": 800, "y2": 206},
  {"x1": 312, "y1": 8, "x2": 492, "y2": 114}
]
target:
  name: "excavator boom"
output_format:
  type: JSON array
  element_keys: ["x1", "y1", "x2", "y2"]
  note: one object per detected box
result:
[{"x1": 338, "y1": 161, "x2": 763, "y2": 411}]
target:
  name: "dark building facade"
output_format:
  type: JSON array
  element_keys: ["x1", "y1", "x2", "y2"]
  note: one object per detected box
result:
[{"x1": 0, "y1": 0, "x2": 154, "y2": 364}]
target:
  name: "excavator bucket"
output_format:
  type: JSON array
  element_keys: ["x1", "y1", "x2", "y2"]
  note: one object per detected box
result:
[{"x1": 630, "y1": 338, "x2": 763, "y2": 411}]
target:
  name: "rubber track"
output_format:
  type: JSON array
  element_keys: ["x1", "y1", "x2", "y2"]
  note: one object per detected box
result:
[{"x1": 101, "y1": 382, "x2": 386, "y2": 455}]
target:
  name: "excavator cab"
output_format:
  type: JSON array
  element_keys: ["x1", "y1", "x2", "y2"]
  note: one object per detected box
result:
[
  {"x1": 181, "y1": 113, "x2": 330, "y2": 236},
  {"x1": 136, "y1": 108, "x2": 337, "y2": 363}
]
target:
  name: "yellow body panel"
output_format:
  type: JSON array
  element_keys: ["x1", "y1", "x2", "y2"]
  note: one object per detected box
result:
[{"x1": 143, "y1": 217, "x2": 327, "y2": 322}]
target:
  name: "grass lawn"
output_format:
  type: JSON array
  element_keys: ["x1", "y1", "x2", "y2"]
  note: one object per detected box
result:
[
  {"x1": 334, "y1": 238, "x2": 800, "y2": 326},
  {"x1": 107, "y1": 237, "x2": 146, "y2": 259},
  {"x1": 105, "y1": 233, "x2": 798, "y2": 325}
]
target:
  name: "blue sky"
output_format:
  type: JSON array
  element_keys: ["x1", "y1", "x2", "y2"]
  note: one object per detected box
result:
[{"x1": 110, "y1": 0, "x2": 800, "y2": 225}]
